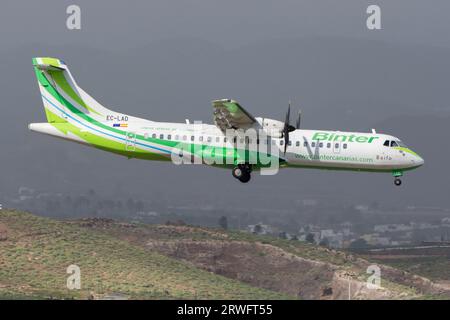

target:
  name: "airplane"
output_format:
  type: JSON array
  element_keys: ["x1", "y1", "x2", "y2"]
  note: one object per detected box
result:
[{"x1": 29, "y1": 57, "x2": 424, "y2": 185}]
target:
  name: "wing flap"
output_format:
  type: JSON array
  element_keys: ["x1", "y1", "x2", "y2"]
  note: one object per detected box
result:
[{"x1": 212, "y1": 99, "x2": 257, "y2": 131}]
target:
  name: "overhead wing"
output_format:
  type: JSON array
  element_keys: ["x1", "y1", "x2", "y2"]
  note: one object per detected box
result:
[{"x1": 212, "y1": 99, "x2": 258, "y2": 131}]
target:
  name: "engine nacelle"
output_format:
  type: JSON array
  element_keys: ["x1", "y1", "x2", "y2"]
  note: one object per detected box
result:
[{"x1": 255, "y1": 117, "x2": 285, "y2": 138}]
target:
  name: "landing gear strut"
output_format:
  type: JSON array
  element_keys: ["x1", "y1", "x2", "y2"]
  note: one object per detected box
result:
[
  {"x1": 392, "y1": 170, "x2": 403, "y2": 186},
  {"x1": 232, "y1": 164, "x2": 252, "y2": 183}
]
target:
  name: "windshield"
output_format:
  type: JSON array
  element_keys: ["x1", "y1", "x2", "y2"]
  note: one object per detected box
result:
[{"x1": 383, "y1": 139, "x2": 408, "y2": 148}]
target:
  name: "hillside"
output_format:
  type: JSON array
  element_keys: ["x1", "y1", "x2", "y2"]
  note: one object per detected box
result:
[
  {"x1": 0, "y1": 210, "x2": 288, "y2": 299},
  {"x1": 1, "y1": 210, "x2": 450, "y2": 299},
  {"x1": 362, "y1": 246, "x2": 450, "y2": 285}
]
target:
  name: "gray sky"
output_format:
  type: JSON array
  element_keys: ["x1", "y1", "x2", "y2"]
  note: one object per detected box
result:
[
  {"x1": 2, "y1": 0, "x2": 450, "y2": 50},
  {"x1": 1, "y1": 1, "x2": 449, "y2": 211}
]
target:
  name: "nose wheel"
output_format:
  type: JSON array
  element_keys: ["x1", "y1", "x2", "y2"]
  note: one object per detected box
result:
[
  {"x1": 392, "y1": 170, "x2": 403, "y2": 186},
  {"x1": 232, "y1": 164, "x2": 252, "y2": 183}
]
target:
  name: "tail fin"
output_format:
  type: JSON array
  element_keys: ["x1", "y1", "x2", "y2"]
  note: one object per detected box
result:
[{"x1": 32, "y1": 57, "x2": 112, "y2": 123}]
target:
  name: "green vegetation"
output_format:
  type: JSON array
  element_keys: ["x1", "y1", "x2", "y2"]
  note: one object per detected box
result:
[
  {"x1": 0, "y1": 210, "x2": 291, "y2": 300},
  {"x1": 2, "y1": 210, "x2": 448, "y2": 300},
  {"x1": 367, "y1": 255, "x2": 450, "y2": 281}
]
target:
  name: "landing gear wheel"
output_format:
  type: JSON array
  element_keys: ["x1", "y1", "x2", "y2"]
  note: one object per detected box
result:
[
  {"x1": 232, "y1": 167, "x2": 244, "y2": 179},
  {"x1": 239, "y1": 172, "x2": 251, "y2": 183},
  {"x1": 394, "y1": 178, "x2": 402, "y2": 186},
  {"x1": 232, "y1": 164, "x2": 252, "y2": 183}
]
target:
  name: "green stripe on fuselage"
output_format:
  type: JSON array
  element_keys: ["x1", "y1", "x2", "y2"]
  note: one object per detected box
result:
[
  {"x1": 46, "y1": 108, "x2": 170, "y2": 161},
  {"x1": 394, "y1": 147, "x2": 420, "y2": 157},
  {"x1": 48, "y1": 70, "x2": 100, "y2": 115},
  {"x1": 38, "y1": 71, "x2": 281, "y2": 167}
]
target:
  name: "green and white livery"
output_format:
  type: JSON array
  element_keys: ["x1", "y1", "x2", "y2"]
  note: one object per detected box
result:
[{"x1": 29, "y1": 57, "x2": 424, "y2": 185}]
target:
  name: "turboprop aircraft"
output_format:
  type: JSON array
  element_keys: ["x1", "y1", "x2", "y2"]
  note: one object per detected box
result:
[{"x1": 29, "y1": 57, "x2": 424, "y2": 185}]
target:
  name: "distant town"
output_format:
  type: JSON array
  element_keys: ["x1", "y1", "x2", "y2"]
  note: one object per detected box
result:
[{"x1": 2, "y1": 187, "x2": 450, "y2": 250}]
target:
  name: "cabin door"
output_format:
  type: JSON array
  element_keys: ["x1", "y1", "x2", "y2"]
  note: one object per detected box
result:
[{"x1": 125, "y1": 132, "x2": 136, "y2": 151}]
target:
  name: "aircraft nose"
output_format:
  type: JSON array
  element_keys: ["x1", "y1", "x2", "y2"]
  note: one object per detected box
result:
[{"x1": 417, "y1": 155, "x2": 424, "y2": 166}]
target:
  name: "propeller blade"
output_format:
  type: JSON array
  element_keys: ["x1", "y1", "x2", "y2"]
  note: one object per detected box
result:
[
  {"x1": 283, "y1": 102, "x2": 291, "y2": 154},
  {"x1": 296, "y1": 110, "x2": 302, "y2": 129},
  {"x1": 285, "y1": 103, "x2": 291, "y2": 125},
  {"x1": 284, "y1": 135, "x2": 288, "y2": 154}
]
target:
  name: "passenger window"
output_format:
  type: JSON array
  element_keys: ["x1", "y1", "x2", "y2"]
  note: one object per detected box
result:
[
  {"x1": 199, "y1": 136, "x2": 203, "y2": 142},
  {"x1": 167, "y1": 134, "x2": 171, "y2": 140},
  {"x1": 335, "y1": 143, "x2": 339, "y2": 149},
  {"x1": 191, "y1": 136, "x2": 194, "y2": 141},
  {"x1": 288, "y1": 140, "x2": 292, "y2": 146},
  {"x1": 152, "y1": 133, "x2": 156, "y2": 139},
  {"x1": 280, "y1": 140, "x2": 284, "y2": 146},
  {"x1": 159, "y1": 134, "x2": 164, "y2": 139},
  {"x1": 343, "y1": 143, "x2": 347, "y2": 149},
  {"x1": 327, "y1": 142, "x2": 331, "y2": 148},
  {"x1": 296, "y1": 141, "x2": 300, "y2": 147},
  {"x1": 319, "y1": 142, "x2": 323, "y2": 148},
  {"x1": 311, "y1": 142, "x2": 316, "y2": 147},
  {"x1": 207, "y1": 137, "x2": 212, "y2": 143},
  {"x1": 383, "y1": 140, "x2": 390, "y2": 147},
  {"x1": 390, "y1": 141, "x2": 398, "y2": 147},
  {"x1": 216, "y1": 137, "x2": 220, "y2": 143},
  {"x1": 224, "y1": 137, "x2": 227, "y2": 143},
  {"x1": 304, "y1": 141, "x2": 308, "y2": 147}
]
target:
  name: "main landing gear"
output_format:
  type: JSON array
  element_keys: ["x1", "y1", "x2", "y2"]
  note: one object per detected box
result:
[
  {"x1": 392, "y1": 170, "x2": 403, "y2": 186},
  {"x1": 232, "y1": 164, "x2": 252, "y2": 183}
]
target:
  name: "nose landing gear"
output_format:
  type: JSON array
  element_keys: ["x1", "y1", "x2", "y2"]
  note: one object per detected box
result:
[
  {"x1": 392, "y1": 170, "x2": 403, "y2": 186},
  {"x1": 232, "y1": 164, "x2": 252, "y2": 183}
]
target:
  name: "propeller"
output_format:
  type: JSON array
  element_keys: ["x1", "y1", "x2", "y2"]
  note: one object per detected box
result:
[
  {"x1": 282, "y1": 102, "x2": 296, "y2": 154},
  {"x1": 296, "y1": 110, "x2": 302, "y2": 129}
]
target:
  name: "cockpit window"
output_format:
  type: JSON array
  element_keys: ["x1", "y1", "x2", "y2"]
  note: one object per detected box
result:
[{"x1": 384, "y1": 139, "x2": 406, "y2": 147}]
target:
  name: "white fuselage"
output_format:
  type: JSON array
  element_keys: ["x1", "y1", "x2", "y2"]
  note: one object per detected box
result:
[
  {"x1": 30, "y1": 115, "x2": 424, "y2": 172},
  {"x1": 110, "y1": 118, "x2": 424, "y2": 172}
]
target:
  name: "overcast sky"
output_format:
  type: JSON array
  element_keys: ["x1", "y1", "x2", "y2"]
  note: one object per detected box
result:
[
  {"x1": 1, "y1": 1, "x2": 449, "y2": 211},
  {"x1": 2, "y1": 0, "x2": 450, "y2": 51}
]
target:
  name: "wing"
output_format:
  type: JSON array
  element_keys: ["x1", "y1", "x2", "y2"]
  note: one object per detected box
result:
[{"x1": 212, "y1": 99, "x2": 258, "y2": 131}]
